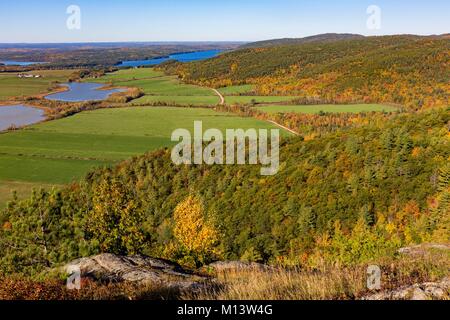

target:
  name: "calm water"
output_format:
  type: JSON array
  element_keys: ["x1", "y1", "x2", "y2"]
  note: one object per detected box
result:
[
  {"x1": 117, "y1": 49, "x2": 222, "y2": 67},
  {"x1": 0, "y1": 61, "x2": 42, "y2": 66},
  {"x1": 45, "y1": 83, "x2": 125, "y2": 102},
  {"x1": 0, "y1": 105, "x2": 45, "y2": 131}
]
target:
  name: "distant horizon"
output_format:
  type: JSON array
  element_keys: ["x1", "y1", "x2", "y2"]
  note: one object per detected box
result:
[
  {"x1": 0, "y1": 41, "x2": 246, "y2": 46},
  {"x1": 0, "y1": 0, "x2": 449, "y2": 43},
  {"x1": 0, "y1": 32, "x2": 448, "y2": 46}
]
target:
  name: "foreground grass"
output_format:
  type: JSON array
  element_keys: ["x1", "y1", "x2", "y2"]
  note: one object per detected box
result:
[
  {"x1": 0, "y1": 250, "x2": 447, "y2": 300},
  {"x1": 258, "y1": 104, "x2": 398, "y2": 114},
  {"x1": 0, "y1": 70, "x2": 75, "y2": 100},
  {"x1": 0, "y1": 107, "x2": 282, "y2": 185},
  {"x1": 186, "y1": 251, "x2": 450, "y2": 300},
  {"x1": 0, "y1": 277, "x2": 184, "y2": 300}
]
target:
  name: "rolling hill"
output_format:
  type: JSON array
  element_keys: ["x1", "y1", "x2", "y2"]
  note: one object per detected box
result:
[
  {"x1": 240, "y1": 33, "x2": 365, "y2": 48},
  {"x1": 163, "y1": 35, "x2": 450, "y2": 108}
]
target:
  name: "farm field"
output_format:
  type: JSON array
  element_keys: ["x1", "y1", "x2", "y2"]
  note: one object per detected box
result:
[
  {"x1": 89, "y1": 68, "x2": 218, "y2": 105},
  {"x1": 0, "y1": 107, "x2": 284, "y2": 187},
  {"x1": 217, "y1": 84, "x2": 254, "y2": 95},
  {"x1": 94, "y1": 68, "x2": 163, "y2": 82},
  {"x1": 225, "y1": 96, "x2": 297, "y2": 105},
  {"x1": 132, "y1": 95, "x2": 219, "y2": 106},
  {"x1": 257, "y1": 104, "x2": 398, "y2": 114},
  {"x1": 215, "y1": 84, "x2": 298, "y2": 105},
  {"x1": 0, "y1": 70, "x2": 76, "y2": 100},
  {"x1": 92, "y1": 69, "x2": 297, "y2": 107}
]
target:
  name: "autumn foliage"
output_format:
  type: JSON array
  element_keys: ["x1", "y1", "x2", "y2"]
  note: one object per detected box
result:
[
  {"x1": 172, "y1": 196, "x2": 220, "y2": 266},
  {"x1": 164, "y1": 36, "x2": 449, "y2": 109}
]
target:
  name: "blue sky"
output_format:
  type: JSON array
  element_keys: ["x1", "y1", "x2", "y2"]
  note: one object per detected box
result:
[{"x1": 0, "y1": 0, "x2": 449, "y2": 43}]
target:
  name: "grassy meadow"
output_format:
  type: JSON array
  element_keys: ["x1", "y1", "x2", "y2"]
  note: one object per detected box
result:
[
  {"x1": 215, "y1": 84, "x2": 298, "y2": 105},
  {"x1": 217, "y1": 84, "x2": 254, "y2": 95},
  {"x1": 132, "y1": 95, "x2": 219, "y2": 106},
  {"x1": 225, "y1": 96, "x2": 298, "y2": 105},
  {"x1": 258, "y1": 104, "x2": 398, "y2": 114}
]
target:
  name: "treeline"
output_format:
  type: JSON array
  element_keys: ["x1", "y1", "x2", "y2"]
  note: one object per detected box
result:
[
  {"x1": 163, "y1": 36, "x2": 450, "y2": 109},
  {"x1": 0, "y1": 108, "x2": 448, "y2": 275}
]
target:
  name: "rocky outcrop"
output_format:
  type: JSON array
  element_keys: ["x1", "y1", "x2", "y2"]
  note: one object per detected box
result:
[
  {"x1": 362, "y1": 244, "x2": 450, "y2": 300},
  {"x1": 362, "y1": 277, "x2": 449, "y2": 300},
  {"x1": 64, "y1": 254, "x2": 209, "y2": 291}
]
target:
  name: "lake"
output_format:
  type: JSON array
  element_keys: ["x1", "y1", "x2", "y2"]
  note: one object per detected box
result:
[
  {"x1": 45, "y1": 83, "x2": 125, "y2": 102},
  {"x1": 117, "y1": 49, "x2": 222, "y2": 67},
  {"x1": 0, "y1": 105, "x2": 45, "y2": 131},
  {"x1": 0, "y1": 61, "x2": 43, "y2": 66}
]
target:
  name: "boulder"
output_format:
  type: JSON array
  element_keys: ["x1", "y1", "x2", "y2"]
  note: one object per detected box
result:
[{"x1": 64, "y1": 254, "x2": 209, "y2": 291}]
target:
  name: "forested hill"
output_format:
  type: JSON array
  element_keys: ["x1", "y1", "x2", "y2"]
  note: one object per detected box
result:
[
  {"x1": 240, "y1": 33, "x2": 365, "y2": 49},
  {"x1": 163, "y1": 36, "x2": 450, "y2": 109},
  {"x1": 1, "y1": 109, "x2": 448, "y2": 274}
]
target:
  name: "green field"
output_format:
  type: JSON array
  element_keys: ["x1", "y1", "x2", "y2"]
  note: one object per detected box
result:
[
  {"x1": 94, "y1": 68, "x2": 163, "y2": 82},
  {"x1": 132, "y1": 95, "x2": 219, "y2": 106},
  {"x1": 0, "y1": 70, "x2": 76, "y2": 100},
  {"x1": 88, "y1": 68, "x2": 217, "y2": 105},
  {"x1": 257, "y1": 104, "x2": 398, "y2": 114},
  {"x1": 225, "y1": 96, "x2": 298, "y2": 105},
  {"x1": 215, "y1": 84, "x2": 298, "y2": 105},
  {"x1": 0, "y1": 107, "x2": 283, "y2": 186},
  {"x1": 90, "y1": 69, "x2": 300, "y2": 107},
  {"x1": 218, "y1": 84, "x2": 254, "y2": 95}
]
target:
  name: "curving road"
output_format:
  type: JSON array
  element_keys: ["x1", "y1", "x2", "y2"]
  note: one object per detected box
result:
[{"x1": 212, "y1": 88, "x2": 225, "y2": 105}]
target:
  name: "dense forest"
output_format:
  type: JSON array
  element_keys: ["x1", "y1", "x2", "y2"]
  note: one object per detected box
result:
[
  {"x1": 1, "y1": 108, "x2": 448, "y2": 274},
  {"x1": 163, "y1": 35, "x2": 450, "y2": 109}
]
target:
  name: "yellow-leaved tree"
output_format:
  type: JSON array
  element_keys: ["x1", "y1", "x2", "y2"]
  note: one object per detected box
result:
[{"x1": 172, "y1": 195, "x2": 220, "y2": 266}]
